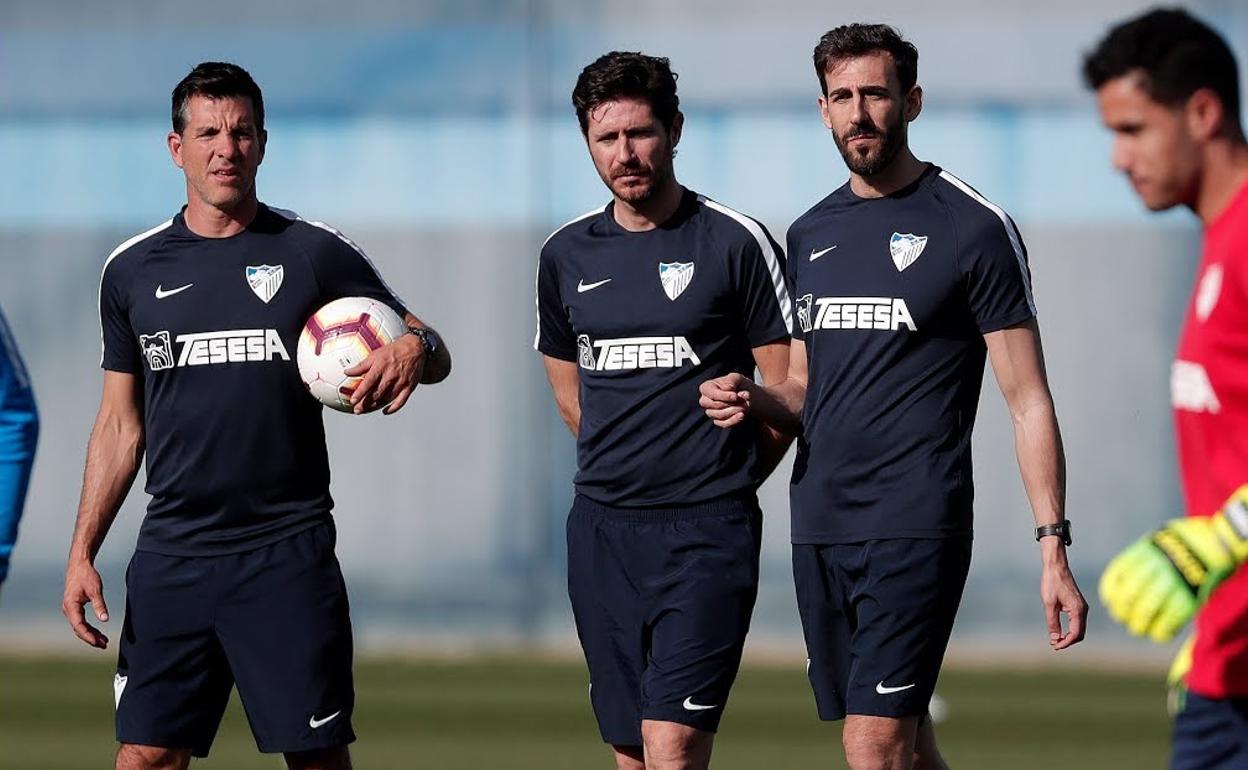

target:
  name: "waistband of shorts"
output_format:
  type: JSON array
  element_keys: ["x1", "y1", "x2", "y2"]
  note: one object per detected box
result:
[
  {"x1": 135, "y1": 513, "x2": 333, "y2": 558},
  {"x1": 571, "y1": 492, "x2": 759, "y2": 522}
]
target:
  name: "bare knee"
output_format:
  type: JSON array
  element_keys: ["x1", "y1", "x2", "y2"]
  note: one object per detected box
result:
[
  {"x1": 844, "y1": 737, "x2": 912, "y2": 770},
  {"x1": 115, "y1": 744, "x2": 191, "y2": 770},
  {"x1": 284, "y1": 747, "x2": 353, "y2": 770},
  {"x1": 641, "y1": 719, "x2": 714, "y2": 770},
  {"x1": 842, "y1": 715, "x2": 917, "y2": 770}
]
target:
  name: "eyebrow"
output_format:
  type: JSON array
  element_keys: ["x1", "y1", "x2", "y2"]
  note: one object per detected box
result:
[
  {"x1": 828, "y1": 84, "x2": 891, "y2": 96},
  {"x1": 194, "y1": 121, "x2": 255, "y2": 133}
]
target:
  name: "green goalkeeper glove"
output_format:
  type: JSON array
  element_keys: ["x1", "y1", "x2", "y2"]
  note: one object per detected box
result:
[{"x1": 1099, "y1": 486, "x2": 1248, "y2": 643}]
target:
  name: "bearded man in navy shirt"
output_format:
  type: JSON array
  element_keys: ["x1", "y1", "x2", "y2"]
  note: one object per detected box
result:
[
  {"x1": 700, "y1": 24, "x2": 1087, "y2": 770},
  {"x1": 536, "y1": 52, "x2": 793, "y2": 770}
]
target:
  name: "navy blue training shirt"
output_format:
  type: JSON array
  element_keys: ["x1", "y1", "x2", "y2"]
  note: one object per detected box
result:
[
  {"x1": 787, "y1": 165, "x2": 1036, "y2": 543},
  {"x1": 99, "y1": 204, "x2": 408, "y2": 555},
  {"x1": 535, "y1": 188, "x2": 792, "y2": 507}
]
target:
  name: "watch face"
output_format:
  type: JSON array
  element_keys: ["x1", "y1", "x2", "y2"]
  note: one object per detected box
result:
[{"x1": 414, "y1": 328, "x2": 437, "y2": 354}]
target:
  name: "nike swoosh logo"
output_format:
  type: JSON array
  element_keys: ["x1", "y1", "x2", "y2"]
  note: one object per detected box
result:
[
  {"x1": 810, "y1": 246, "x2": 837, "y2": 261},
  {"x1": 682, "y1": 696, "x2": 718, "y2": 711},
  {"x1": 155, "y1": 283, "x2": 193, "y2": 299},
  {"x1": 876, "y1": 682, "x2": 916, "y2": 695},
  {"x1": 309, "y1": 710, "x2": 342, "y2": 729},
  {"x1": 577, "y1": 278, "x2": 612, "y2": 293},
  {"x1": 113, "y1": 674, "x2": 128, "y2": 709}
]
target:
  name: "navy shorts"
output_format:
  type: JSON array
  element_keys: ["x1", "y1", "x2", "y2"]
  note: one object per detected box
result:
[
  {"x1": 567, "y1": 493, "x2": 762, "y2": 746},
  {"x1": 793, "y1": 537, "x2": 971, "y2": 721},
  {"x1": 115, "y1": 521, "x2": 355, "y2": 757},
  {"x1": 1172, "y1": 691, "x2": 1248, "y2": 770}
]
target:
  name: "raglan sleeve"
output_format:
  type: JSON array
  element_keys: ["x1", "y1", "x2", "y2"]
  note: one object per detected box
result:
[
  {"x1": 534, "y1": 242, "x2": 577, "y2": 361},
  {"x1": 785, "y1": 225, "x2": 807, "y2": 342},
  {"x1": 732, "y1": 218, "x2": 793, "y2": 347},
  {"x1": 960, "y1": 209, "x2": 1037, "y2": 333},
  {"x1": 306, "y1": 224, "x2": 411, "y2": 320},
  {"x1": 99, "y1": 257, "x2": 142, "y2": 373}
]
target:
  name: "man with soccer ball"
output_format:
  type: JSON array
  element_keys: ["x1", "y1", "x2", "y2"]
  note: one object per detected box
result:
[
  {"x1": 61, "y1": 61, "x2": 450, "y2": 770},
  {"x1": 1087, "y1": 9, "x2": 1248, "y2": 768}
]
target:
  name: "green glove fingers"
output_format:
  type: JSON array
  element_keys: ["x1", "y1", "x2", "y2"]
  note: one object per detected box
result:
[
  {"x1": 1099, "y1": 538, "x2": 1166, "y2": 626},
  {"x1": 1149, "y1": 585, "x2": 1199, "y2": 643},
  {"x1": 1101, "y1": 487, "x2": 1248, "y2": 644},
  {"x1": 1100, "y1": 519, "x2": 1229, "y2": 642}
]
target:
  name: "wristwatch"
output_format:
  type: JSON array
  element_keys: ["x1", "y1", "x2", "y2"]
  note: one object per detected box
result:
[
  {"x1": 408, "y1": 326, "x2": 440, "y2": 358},
  {"x1": 1035, "y1": 521, "x2": 1072, "y2": 546}
]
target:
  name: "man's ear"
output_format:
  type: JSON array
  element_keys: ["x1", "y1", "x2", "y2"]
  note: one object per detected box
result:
[
  {"x1": 168, "y1": 131, "x2": 185, "y2": 169},
  {"x1": 1186, "y1": 88, "x2": 1227, "y2": 142},
  {"x1": 905, "y1": 84, "x2": 924, "y2": 122},
  {"x1": 670, "y1": 111, "x2": 684, "y2": 149}
]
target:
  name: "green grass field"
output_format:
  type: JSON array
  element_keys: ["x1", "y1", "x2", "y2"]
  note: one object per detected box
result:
[{"x1": 1, "y1": 655, "x2": 1170, "y2": 769}]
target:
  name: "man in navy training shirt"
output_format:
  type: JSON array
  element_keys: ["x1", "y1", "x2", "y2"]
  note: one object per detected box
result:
[
  {"x1": 60, "y1": 62, "x2": 451, "y2": 770},
  {"x1": 0, "y1": 306, "x2": 38, "y2": 600},
  {"x1": 535, "y1": 52, "x2": 793, "y2": 770},
  {"x1": 699, "y1": 24, "x2": 1087, "y2": 770}
]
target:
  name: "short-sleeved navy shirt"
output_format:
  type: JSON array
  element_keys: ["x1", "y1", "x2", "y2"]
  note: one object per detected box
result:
[
  {"x1": 786, "y1": 165, "x2": 1036, "y2": 543},
  {"x1": 99, "y1": 204, "x2": 407, "y2": 556},
  {"x1": 535, "y1": 189, "x2": 792, "y2": 507}
]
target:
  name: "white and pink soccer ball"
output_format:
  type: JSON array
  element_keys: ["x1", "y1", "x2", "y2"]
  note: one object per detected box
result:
[{"x1": 297, "y1": 296, "x2": 408, "y2": 413}]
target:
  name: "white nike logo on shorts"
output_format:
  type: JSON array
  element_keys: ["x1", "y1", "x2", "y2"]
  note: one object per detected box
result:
[
  {"x1": 682, "y1": 696, "x2": 718, "y2": 711},
  {"x1": 309, "y1": 710, "x2": 342, "y2": 728},
  {"x1": 876, "y1": 681, "x2": 916, "y2": 695},
  {"x1": 113, "y1": 673, "x2": 128, "y2": 709}
]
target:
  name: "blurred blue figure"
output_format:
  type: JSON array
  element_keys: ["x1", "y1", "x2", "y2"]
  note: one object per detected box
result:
[{"x1": 0, "y1": 306, "x2": 38, "y2": 591}]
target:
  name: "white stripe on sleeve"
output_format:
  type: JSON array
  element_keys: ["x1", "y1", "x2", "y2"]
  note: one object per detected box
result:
[
  {"x1": 98, "y1": 219, "x2": 175, "y2": 365},
  {"x1": 699, "y1": 197, "x2": 794, "y2": 333},
  {"x1": 937, "y1": 170, "x2": 1036, "y2": 315}
]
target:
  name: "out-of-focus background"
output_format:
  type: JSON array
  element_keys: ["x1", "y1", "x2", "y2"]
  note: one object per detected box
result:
[{"x1": 2, "y1": 0, "x2": 1244, "y2": 766}]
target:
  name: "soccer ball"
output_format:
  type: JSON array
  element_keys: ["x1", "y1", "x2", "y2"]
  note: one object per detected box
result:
[{"x1": 297, "y1": 296, "x2": 408, "y2": 413}]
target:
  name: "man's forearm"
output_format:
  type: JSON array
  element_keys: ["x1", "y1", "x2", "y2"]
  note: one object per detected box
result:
[
  {"x1": 68, "y1": 417, "x2": 143, "y2": 564},
  {"x1": 1011, "y1": 397, "x2": 1067, "y2": 533},
  {"x1": 557, "y1": 401, "x2": 580, "y2": 438},
  {"x1": 403, "y1": 314, "x2": 451, "y2": 384},
  {"x1": 748, "y1": 378, "x2": 806, "y2": 437}
]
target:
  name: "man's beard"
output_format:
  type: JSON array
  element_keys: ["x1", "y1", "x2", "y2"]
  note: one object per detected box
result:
[
  {"x1": 834, "y1": 116, "x2": 906, "y2": 177},
  {"x1": 609, "y1": 158, "x2": 673, "y2": 205}
]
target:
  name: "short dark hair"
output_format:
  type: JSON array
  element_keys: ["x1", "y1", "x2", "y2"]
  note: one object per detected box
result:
[
  {"x1": 1083, "y1": 8, "x2": 1241, "y2": 136},
  {"x1": 813, "y1": 24, "x2": 919, "y2": 96},
  {"x1": 572, "y1": 52, "x2": 680, "y2": 134},
  {"x1": 171, "y1": 61, "x2": 265, "y2": 134}
]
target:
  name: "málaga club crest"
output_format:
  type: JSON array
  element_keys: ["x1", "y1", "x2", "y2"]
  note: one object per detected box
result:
[
  {"x1": 659, "y1": 261, "x2": 695, "y2": 300},
  {"x1": 246, "y1": 264, "x2": 284, "y2": 303},
  {"x1": 889, "y1": 232, "x2": 928, "y2": 272}
]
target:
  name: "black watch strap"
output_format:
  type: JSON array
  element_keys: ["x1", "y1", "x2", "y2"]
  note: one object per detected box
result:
[
  {"x1": 1035, "y1": 521, "x2": 1072, "y2": 546},
  {"x1": 409, "y1": 326, "x2": 439, "y2": 357}
]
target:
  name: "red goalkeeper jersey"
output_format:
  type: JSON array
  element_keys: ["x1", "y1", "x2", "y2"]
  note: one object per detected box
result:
[{"x1": 1174, "y1": 177, "x2": 1248, "y2": 698}]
